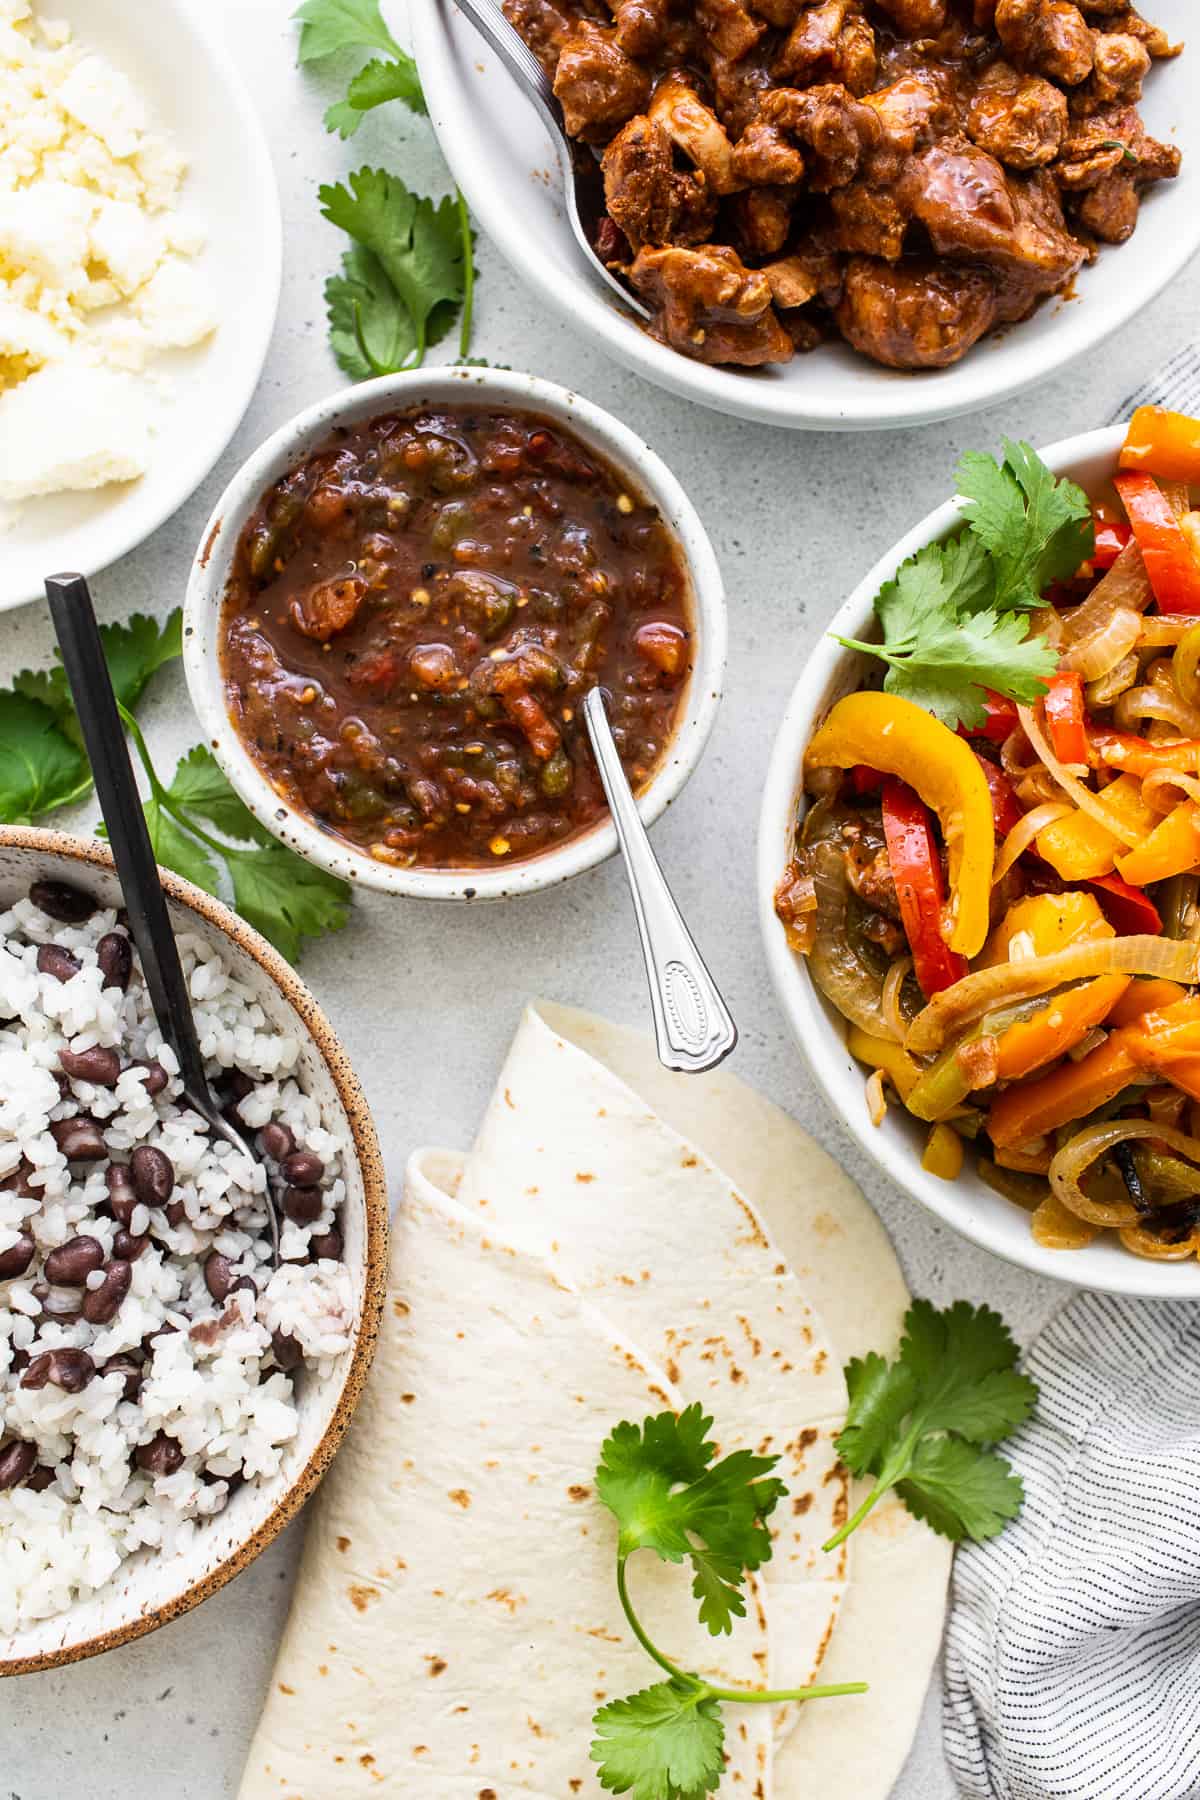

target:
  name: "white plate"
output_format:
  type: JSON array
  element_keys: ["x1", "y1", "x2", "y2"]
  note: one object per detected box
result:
[
  {"x1": 0, "y1": 0, "x2": 281, "y2": 612},
  {"x1": 413, "y1": 0, "x2": 1199, "y2": 432}
]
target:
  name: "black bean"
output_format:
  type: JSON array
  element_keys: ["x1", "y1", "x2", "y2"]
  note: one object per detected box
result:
[
  {"x1": 271, "y1": 1330, "x2": 302, "y2": 1372},
  {"x1": 82, "y1": 1259, "x2": 132, "y2": 1325},
  {"x1": 49, "y1": 1116, "x2": 107, "y2": 1160},
  {"x1": 0, "y1": 1232, "x2": 35, "y2": 1279},
  {"x1": 309, "y1": 1227, "x2": 343, "y2": 1263},
  {"x1": 134, "y1": 1060, "x2": 169, "y2": 1097},
  {"x1": 1, "y1": 1158, "x2": 35, "y2": 1198},
  {"x1": 59, "y1": 1045, "x2": 122, "y2": 1087},
  {"x1": 258, "y1": 1121, "x2": 294, "y2": 1161},
  {"x1": 224, "y1": 1069, "x2": 257, "y2": 1102},
  {"x1": 30, "y1": 880, "x2": 95, "y2": 924},
  {"x1": 204, "y1": 1252, "x2": 234, "y2": 1302},
  {"x1": 229, "y1": 1275, "x2": 258, "y2": 1300},
  {"x1": 97, "y1": 931, "x2": 132, "y2": 992},
  {"x1": 27, "y1": 1465, "x2": 55, "y2": 1492},
  {"x1": 105, "y1": 1163, "x2": 137, "y2": 1225},
  {"x1": 130, "y1": 1145, "x2": 174, "y2": 1207},
  {"x1": 142, "y1": 1323, "x2": 177, "y2": 1355},
  {"x1": 44, "y1": 1235, "x2": 104, "y2": 1286},
  {"x1": 283, "y1": 1185, "x2": 322, "y2": 1225},
  {"x1": 0, "y1": 1440, "x2": 36, "y2": 1491},
  {"x1": 136, "y1": 1432, "x2": 184, "y2": 1476},
  {"x1": 100, "y1": 1356, "x2": 144, "y2": 1400},
  {"x1": 37, "y1": 944, "x2": 81, "y2": 984},
  {"x1": 282, "y1": 1150, "x2": 324, "y2": 1187},
  {"x1": 21, "y1": 1348, "x2": 95, "y2": 1392},
  {"x1": 113, "y1": 1229, "x2": 149, "y2": 1262},
  {"x1": 165, "y1": 1200, "x2": 187, "y2": 1227},
  {"x1": 10, "y1": 1348, "x2": 30, "y2": 1373}
]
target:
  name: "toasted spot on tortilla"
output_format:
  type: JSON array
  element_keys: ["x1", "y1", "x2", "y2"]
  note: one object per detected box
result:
[
  {"x1": 449, "y1": 1488, "x2": 471, "y2": 1509},
  {"x1": 568, "y1": 1484, "x2": 590, "y2": 1501},
  {"x1": 392, "y1": 1298, "x2": 410, "y2": 1317},
  {"x1": 480, "y1": 1789, "x2": 498, "y2": 1798},
  {"x1": 525, "y1": 1185, "x2": 539, "y2": 1195},
  {"x1": 318, "y1": 1665, "x2": 328, "y2": 1677},
  {"x1": 733, "y1": 1195, "x2": 768, "y2": 1247},
  {"x1": 360, "y1": 1753, "x2": 375, "y2": 1767},
  {"x1": 811, "y1": 1209, "x2": 843, "y2": 1240},
  {"x1": 666, "y1": 1358, "x2": 680, "y2": 1383},
  {"x1": 737, "y1": 1314, "x2": 763, "y2": 1356},
  {"x1": 528, "y1": 1716, "x2": 546, "y2": 1737},
  {"x1": 504, "y1": 1088, "x2": 515, "y2": 1108},
  {"x1": 348, "y1": 1585, "x2": 380, "y2": 1612},
  {"x1": 575, "y1": 1171, "x2": 595, "y2": 1183},
  {"x1": 681, "y1": 1153, "x2": 698, "y2": 1167},
  {"x1": 278, "y1": 1682, "x2": 294, "y2": 1695},
  {"x1": 336, "y1": 1536, "x2": 351, "y2": 1552},
  {"x1": 487, "y1": 1587, "x2": 524, "y2": 1612},
  {"x1": 401, "y1": 1392, "x2": 415, "y2": 1404},
  {"x1": 794, "y1": 1427, "x2": 819, "y2": 1451},
  {"x1": 587, "y1": 1627, "x2": 622, "y2": 1642},
  {"x1": 648, "y1": 1383, "x2": 671, "y2": 1405},
  {"x1": 793, "y1": 1494, "x2": 813, "y2": 1515}
]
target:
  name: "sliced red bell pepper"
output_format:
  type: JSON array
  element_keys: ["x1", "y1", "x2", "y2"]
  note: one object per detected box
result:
[
  {"x1": 848, "y1": 764, "x2": 884, "y2": 795},
  {"x1": 1086, "y1": 871, "x2": 1163, "y2": 937},
  {"x1": 1090, "y1": 518, "x2": 1132, "y2": 570},
  {"x1": 970, "y1": 748, "x2": 1024, "y2": 837},
  {"x1": 1090, "y1": 728, "x2": 1200, "y2": 776},
  {"x1": 1113, "y1": 471, "x2": 1200, "y2": 613},
  {"x1": 957, "y1": 690, "x2": 1019, "y2": 745},
  {"x1": 880, "y1": 778, "x2": 969, "y2": 998},
  {"x1": 1043, "y1": 670, "x2": 1088, "y2": 765}
]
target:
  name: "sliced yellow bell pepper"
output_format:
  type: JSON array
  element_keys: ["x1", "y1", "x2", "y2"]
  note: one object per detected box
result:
[
  {"x1": 979, "y1": 892, "x2": 1130, "y2": 1081},
  {"x1": 1120, "y1": 406, "x2": 1200, "y2": 485},
  {"x1": 805, "y1": 692, "x2": 994, "y2": 955},
  {"x1": 1116, "y1": 801, "x2": 1200, "y2": 887},
  {"x1": 1036, "y1": 774, "x2": 1159, "y2": 880},
  {"x1": 847, "y1": 1027, "x2": 923, "y2": 1104},
  {"x1": 922, "y1": 1122, "x2": 964, "y2": 1180}
]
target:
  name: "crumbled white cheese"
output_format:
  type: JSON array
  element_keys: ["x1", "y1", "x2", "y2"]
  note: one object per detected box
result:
[
  {"x1": 0, "y1": 362, "x2": 150, "y2": 500},
  {"x1": 0, "y1": 0, "x2": 217, "y2": 505}
]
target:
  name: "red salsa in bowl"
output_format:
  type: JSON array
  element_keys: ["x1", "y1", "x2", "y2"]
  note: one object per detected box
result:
[{"x1": 218, "y1": 405, "x2": 693, "y2": 871}]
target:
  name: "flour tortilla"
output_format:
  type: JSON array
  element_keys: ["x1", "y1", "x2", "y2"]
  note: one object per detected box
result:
[
  {"x1": 524, "y1": 1003, "x2": 953, "y2": 1800},
  {"x1": 240, "y1": 1155, "x2": 773, "y2": 1799}
]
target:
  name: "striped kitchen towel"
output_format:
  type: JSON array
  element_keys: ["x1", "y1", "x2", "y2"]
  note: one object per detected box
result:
[{"x1": 943, "y1": 357, "x2": 1200, "y2": 1800}]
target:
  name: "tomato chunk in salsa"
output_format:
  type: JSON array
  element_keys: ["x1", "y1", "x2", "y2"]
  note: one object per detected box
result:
[{"x1": 219, "y1": 406, "x2": 693, "y2": 870}]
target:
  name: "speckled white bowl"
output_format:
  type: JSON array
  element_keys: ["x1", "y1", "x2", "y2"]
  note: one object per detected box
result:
[
  {"x1": 183, "y1": 367, "x2": 726, "y2": 899},
  {"x1": 0, "y1": 829, "x2": 389, "y2": 1676},
  {"x1": 759, "y1": 424, "x2": 1200, "y2": 1300}
]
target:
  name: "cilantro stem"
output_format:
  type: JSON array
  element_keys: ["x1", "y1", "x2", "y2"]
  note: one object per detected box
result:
[
  {"x1": 456, "y1": 187, "x2": 474, "y2": 360},
  {"x1": 822, "y1": 1424, "x2": 921, "y2": 1553},
  {"x1": 117, "y1": 703, "x2": 236, "y2": 859},
  {"x1": 616, "y1": 1555, "x2": 693, "y2": 1686}
]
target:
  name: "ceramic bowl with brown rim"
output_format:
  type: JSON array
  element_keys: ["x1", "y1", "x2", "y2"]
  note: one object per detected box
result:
[{"x1": 0, "y1": 828, "x2": 389, "y2": 1676}]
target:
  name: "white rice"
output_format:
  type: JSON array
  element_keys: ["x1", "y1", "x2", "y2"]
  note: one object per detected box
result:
[{"x1": 0, "y1": 886, "x2": 357, "y2": 1634}]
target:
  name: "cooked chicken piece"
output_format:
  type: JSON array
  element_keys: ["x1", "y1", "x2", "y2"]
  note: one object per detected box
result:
[
  {"x1": 762, "y1": 83, "x2": 882, "y2": 189},
  {"x1": 600, "y1": 0, "x2": 672, "y2": 58},
  {"x1": 1073, "y1": 169, "x2": 1140, "y2": 238},
  {"x1": 553, "y1": 21, "x2": 651, "y2": 141},
  {"x1": 765, "y1": 232, "x2": 845, "y2": 307},
  {"x1": 1054, "y1": 102, "x2": 1181, "y2": 189},
  {"x1": 831, "y1": 181, "x2": 909, "y2": 257},
  {"x1": 974, "y1": 0, "x2": 998, "y2": 24},
  {"x1": 775, "y1": 0, "x2": 877, "y2": 96},
  {"x1": 630, "y1": 244, "x2": 795, "y2": 363},
  {"x1": 966, "y1": 62, "x2": 1068, "y2": 167},
  {"x1": 862, "y1": 70, "x2": 958, "y2": 158},
  {"x1": 696, "y1": 0, "x2": 766, "y2": 59},
  {"x1": 649, "y1": 72, "x2": 743, "y2": 194},
  {"x1": 836, "y1": 256, "x2": 998, "y2": 368},
  {"x1": 872, "y1": 0, "x2": 949, "y2": 34},
  {"x1": 731, "y1": 120, "x2": 806, "y2": 184},
  {"x1": 988, "y1": 168, "x2": 1087, "y2": 317},
  {"x1": 749, "y1": 0, "x2": 805, "y2": 25},
  {"x1": 503, "y1": 0, "x2": 576, "y2": 68},
  {"x1": 602, "y1": 116, "x2": 716, "y2": 248},
  {"x1": 707, "y1": 51, "x2": 776, "y2": 138},
  {"x1": 732, "y1": 185, "x2": 798, "y2": 254},
  {"x1": 901, "y1": 137, "x2": 1084, "y2": 298},
  {"x1": 995, "y1": 0, "x2": 1095, "y2": 83},
  {"x1": 762, "y1": 253, "x2": 823, "y2": 308},
  {"x1": 1119, "y1": 6, "x2": 1182, "y2": 58},
  {"x1": 1082, "y1": 31, "x2": 1152, "y2": 106}
]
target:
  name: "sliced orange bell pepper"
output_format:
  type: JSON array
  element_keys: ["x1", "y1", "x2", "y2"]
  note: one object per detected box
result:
[
  {"x1": 1114, "y1": 471, "x2": 1200, "y2": 613},
  {"x1": 1090, "y1": 730, "x2": 1200, "y2": 777},
  {"x1": 1115, "y1": 801, "x2": 1200, "y2": 887},
  {"x1": 1119, "y1": 406, "x2": 1200, "y2": 485},
  {"x1": 980, "y1": 893, "x2": 1130, "y2": 1082},
  {"x1": 988, "y1": 1032, "x2": 1137, "y2": 1149},
  {"x1": 1114, "y1": 998, "x2": 1200, "y2": 1103},
  {"x1": 805, "y1": 692, "x2": 995, "y2": 955},
  {"x1": 1036, "y1": 774, "x2": 1159, "y2": 881},
  {"x1": 1107, "y1": 978, "x2": 1187, "y2": 1026}
]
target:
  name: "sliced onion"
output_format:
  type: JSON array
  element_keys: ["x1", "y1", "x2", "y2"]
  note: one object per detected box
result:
[
  {"x1": 993, "y1": 801, "x2": 1072, "y2": 885},
  {"x1": 1140, "y1": 613, "x2": 1200, "y2": 647},
  {"x1": 1018, "y1": 703, "x2": 1145, "y2": 849},
  {"x1": 1032, "y1": 1192, "x2": 1102, "y2": 1249},
  {"x1": 865, "y1": 1068, "x2": 888, "y2": 1128},
  {"x1": 1060, "y1": 604, "x2": 1142, "y2": 681},
  {"x1": 882, "y1": 954, "x2": 915, "y2": 1042},
  {"x1": 808, "y1": 842, "x2": 899, "y2": 1041},
  {"x1": 1118, "y1": 1223, "x2": 1197, "y2": 1260},
  {"x1": 1000, "y1": 724, "x2": 1036, "y2": 778},
  {"x1": 1068, "y1": 1026, "x2": 1109, "y2": 1063},
  {"x1": 1061, "y1": 542, "x2": 1153, "y2": 653},
  {"x1": 1086, "y1": 651, "x2": 1139, "y2": 709},
  {"x1": 1114, "y1": 684, "x2": 1200, "y2": 737},
  {"x1": 1142, "y1": 768, "x2": 1200, "y2": 813},
  {"x1": 906, "y1": 934, "x2": 1200, "y2": 1055},
  {"x1": 1051, "y1": 1119, "x2": 1200, "y2": 1229},
  {"x1": 1161, "y1": 478, "x2": 1191, "y2": 519},
  {"x1": 1014, "y1": 767, "x2": 1062, "y2": 811}
]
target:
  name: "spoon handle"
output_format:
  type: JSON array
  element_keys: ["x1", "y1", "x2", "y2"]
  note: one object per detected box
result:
[
  {"x1": 583, "y1": 688, "x2": 738, "y2": 1075},
  {"x1": 44, "y1": 573, "x2": 212, "y2": 1103},
  {"x1": 452, "y1": 0, "x2": 558, "y2": 127}
]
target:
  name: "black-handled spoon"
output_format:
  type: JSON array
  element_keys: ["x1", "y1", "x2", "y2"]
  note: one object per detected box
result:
[{"x1": 44, "y1": 572, "x2": 281, "y2": 1260}]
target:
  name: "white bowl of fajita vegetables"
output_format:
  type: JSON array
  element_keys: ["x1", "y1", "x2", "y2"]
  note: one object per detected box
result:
[{"x1": 761, "y1": 407, "x2": 1200, "y2": 1296}]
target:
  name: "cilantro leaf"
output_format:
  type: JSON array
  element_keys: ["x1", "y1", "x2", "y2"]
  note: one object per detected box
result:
[
  {"x1": 0, "y1": 694, "x2": 89, "y2": 823},
  {"x1": 225, "y1": 841, "x2": 352, "y2": 965},
  {"x1": 326, "y1": 245, "x2": 417, "y2": 378},
  {"x1": 957, "y1": 439, "x2": 1093, "y2": 612},
  {"x1": 141, "y1": 799, "x2": 220, "y2": 897},
  {"x1": 327, "y1": 54, "x2": 425, "y2": 136},
  {"x1": 293, "y1": 0, "x2": 403, "y2": 64},
  {"x1": 166, "y1": 746, "x2": 273, "y2": 846},
  {"x1": 828, "y1": 1300, "x2": 1037, "y2": 1550},
  {"x1": 592, "y1": 1681, "x2": 725, "y2": 1800},
  {"x1": 320, "y1": 169, "x2": 465, "y2": 368},
  {"x1": 870, "y1": 607, "x2": 1058, "y2": 731},
  {"x1": 15, "y1": 609, "x2": 182, "y2": 750},
  {"x1": 596, "y1": 1405, "x2": 785, "y2": 1635}
]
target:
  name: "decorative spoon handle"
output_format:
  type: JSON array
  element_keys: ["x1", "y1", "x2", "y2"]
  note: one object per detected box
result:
[{"x1": 583, "y1": 687, "x2": 738, "y2": 1075}]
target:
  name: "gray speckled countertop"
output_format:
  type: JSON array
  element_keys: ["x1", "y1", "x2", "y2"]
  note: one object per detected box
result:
[{"x1": 3, "y1": 2, "x2": 1199, "y2": 1794}]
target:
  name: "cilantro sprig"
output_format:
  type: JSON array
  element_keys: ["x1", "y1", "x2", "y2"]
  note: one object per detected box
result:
[
  {"x1": 825, "y1": 1300, "x2": 1038, "y2": 1552},
  {"x1": 835, "y1": 440, "x2": 1092, "y2": 731},
  {"x1": 591, "y1": 1405, "x2": 865, "y2": 1799},
  {"x1": 292, "y1": 0, "x2": 478, "y2": 370}
]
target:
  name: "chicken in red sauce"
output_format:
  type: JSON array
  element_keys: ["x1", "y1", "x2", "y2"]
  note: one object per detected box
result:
[{"x1": 505, "y1": 0, "x2": 1182, "y2": 370}]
